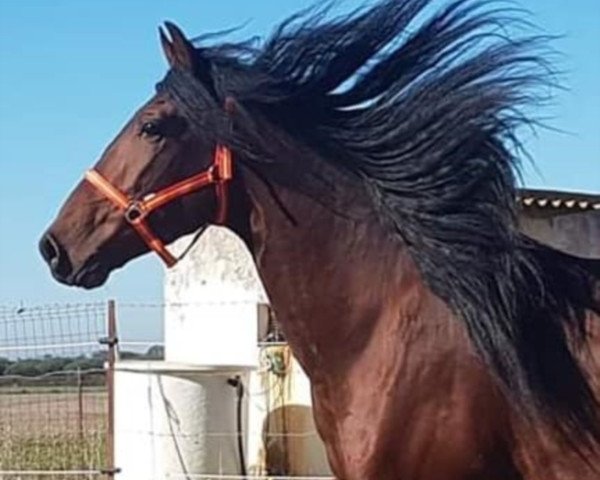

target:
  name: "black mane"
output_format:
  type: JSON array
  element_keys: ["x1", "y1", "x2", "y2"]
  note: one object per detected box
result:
[{"x1": 161, "y1": 0, "x2": 600, "y2": 445}]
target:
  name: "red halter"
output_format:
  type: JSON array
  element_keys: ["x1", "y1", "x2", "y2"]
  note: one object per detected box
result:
[{"x1": 84, "y1": 145, "x2": 233, "y2": 268}]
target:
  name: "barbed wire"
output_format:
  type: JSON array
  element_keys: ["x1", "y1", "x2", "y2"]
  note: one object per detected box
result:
[
  {"x1": 118, "y1": 340, "x2": 164, "y2": 347},
  {"x1": 109, "y1": 428, "x2": 321, "y2": 439},
  {"x1": 0, "y1": 341, "x2": 101, "y2": 353},
  {"x1": 164, "y1": 475, "x2": 335, "y2": 479},
  {"x1": 0, "y1": 368, "x2": 106, "y2": 382},
  {"x1": 0, "y1": 473, "x2": 334, "y2": 479},
  {"x1": 119, "y1": 300, "x2": 268, "y2": 308},
  {"x1": 0, "y1": 470, "x2": 106, "y2": 476}
]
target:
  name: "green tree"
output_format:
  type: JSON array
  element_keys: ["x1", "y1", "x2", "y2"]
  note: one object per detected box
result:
[
  {"x1": 5, "y1": 359, "x2": 42, "y2": 377},
  {"x1": 145, "y1": 345, "x2": 164, "y2": 359},
  {"x1": 119, "y1": 351, "x2": 143, "y2": 360},
  {"x1": 0, "y1": 357, "x2": 12, "y2": 375},
  {"x1": 63, "y1": 357, "x2": 104, "y2": 371},
  {"x1": 38, "y1": 356, "x2": 71, "y2": 375}
]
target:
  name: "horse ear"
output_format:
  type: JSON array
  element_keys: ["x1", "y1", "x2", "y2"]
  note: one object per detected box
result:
[
  {"x1": 159, "y1": 21, "x2": 195, "y2": 71},
  {"x1": 159, "y1": 26, "x2": 176, "y2": 67},
  {"x1": 159, "y1": 21, "x2": 217, "y2": 98}
]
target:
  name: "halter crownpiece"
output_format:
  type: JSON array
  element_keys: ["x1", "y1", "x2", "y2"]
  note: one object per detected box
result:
[{"x1": 84, "y1": 144, "x2": 232, "y2": 267}]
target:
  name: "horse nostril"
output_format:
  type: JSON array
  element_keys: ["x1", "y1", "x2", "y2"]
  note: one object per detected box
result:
[{"x1": 39, "y1": 233, "x2": 73, "y2": 279}]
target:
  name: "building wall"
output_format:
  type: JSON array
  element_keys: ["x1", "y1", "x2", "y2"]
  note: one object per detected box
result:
[
  {"x1": 164, "y1": 227, "x2": 267, "y2": 367},
  {"x1": 518, "y1": 210, "x2": 600, "y2": 258}
]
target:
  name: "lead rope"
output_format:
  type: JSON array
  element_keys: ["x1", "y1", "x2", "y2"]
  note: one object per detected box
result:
[{"x1": 175, "y1": 224, "x2": 208, "y2": 263}]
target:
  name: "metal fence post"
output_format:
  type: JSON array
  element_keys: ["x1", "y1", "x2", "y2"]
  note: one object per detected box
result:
[
  {"x1": 104, "y1": 299, "x2": 118, "y2": 478},
  {"x1": 77, "y1": 367, "x2": 84, "y2": 454}
]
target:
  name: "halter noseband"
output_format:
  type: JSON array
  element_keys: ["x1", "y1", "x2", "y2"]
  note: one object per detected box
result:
[{"x1": 84, "y1": 145, "x2": 232, "y2": 268}]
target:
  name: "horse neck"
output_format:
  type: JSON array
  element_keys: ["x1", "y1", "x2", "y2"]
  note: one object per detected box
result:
[{"x1": 240, "y1": 155, "x2": 451, "y2": 382}]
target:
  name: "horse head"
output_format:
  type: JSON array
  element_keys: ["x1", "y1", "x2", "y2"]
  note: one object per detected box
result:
[{"x1": 39, "y1": 23, "x2": 250, "y2": 288}]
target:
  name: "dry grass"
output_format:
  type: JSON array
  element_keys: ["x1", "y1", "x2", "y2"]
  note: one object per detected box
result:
[
  {"x1": 0, "y1": 389, "x2": 107, "y2": 473},
  {"x1": 0, "y1": 432, "x2": 106, "y2": 470}
]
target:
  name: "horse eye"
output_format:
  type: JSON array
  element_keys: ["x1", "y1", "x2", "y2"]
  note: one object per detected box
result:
[{"x1": 140, "y1": 121, "x2": 162, "y2": 138}]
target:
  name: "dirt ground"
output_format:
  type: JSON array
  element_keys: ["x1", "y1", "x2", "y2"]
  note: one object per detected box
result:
[{"x1": 0, "y1": 389, "x2": 107, "y2": 436}]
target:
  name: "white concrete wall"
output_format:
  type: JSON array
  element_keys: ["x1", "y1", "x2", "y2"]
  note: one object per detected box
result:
[
  {"x1": 164, "y1": 227, "x2": 268, "y2": 367},
  {"x1": 114, "y1": 362, "x2": 251, "y2": 480},
  {"x1": 247, "y1": 346, "x2": 332, "y2": 476},
  {"x1": 162, "y1": 226, "x2": 332, "y2": 476}
]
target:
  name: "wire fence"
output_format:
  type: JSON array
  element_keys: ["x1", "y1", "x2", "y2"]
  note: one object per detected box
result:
[
  {"x1": 0, "y1": 301, "x2": 332, "y2": 480},
  {"x1": 0, "y1": 302, "x2": 116, "y2": 479}
]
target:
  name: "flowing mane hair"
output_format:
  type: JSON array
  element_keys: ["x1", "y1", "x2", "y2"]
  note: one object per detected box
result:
[{"x1": 160, "y1": 0, "x2": 600, "y2": 445}]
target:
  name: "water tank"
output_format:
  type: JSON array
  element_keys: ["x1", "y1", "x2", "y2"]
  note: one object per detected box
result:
[{"x1": 114, "y1": 361, "x2": 251, "y2": 479}]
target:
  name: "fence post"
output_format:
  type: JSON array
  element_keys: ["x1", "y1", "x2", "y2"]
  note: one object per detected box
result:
[
  {"x1": 77, "y1": 367, "x2": 84, "y2": 453},
  {"x1": 105, "y1": 300, "x2": 118, "y2": 478}
]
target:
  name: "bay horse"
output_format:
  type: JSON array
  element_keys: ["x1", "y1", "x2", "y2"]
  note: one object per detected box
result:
[{"x1": 39, "y1": 0, "x2": 600, "y2": 478}]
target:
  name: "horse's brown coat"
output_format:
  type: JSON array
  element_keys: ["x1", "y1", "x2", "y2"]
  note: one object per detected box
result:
[
  {"x1": 39, "y1": 8, "x2": 600, "y2": 478},
  {"x1": 242, "y1": 161, "x2": 600, "y2": 479}
]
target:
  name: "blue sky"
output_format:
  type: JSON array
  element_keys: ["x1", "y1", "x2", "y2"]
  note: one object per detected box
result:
[{"x1": 0, "y1": 0, "x2": 598, "y2": 330}]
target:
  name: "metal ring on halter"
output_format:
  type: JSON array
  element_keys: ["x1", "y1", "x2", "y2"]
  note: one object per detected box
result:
[{"x1": 124, "y1": 202, "x2": 146, "y2": 224}]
